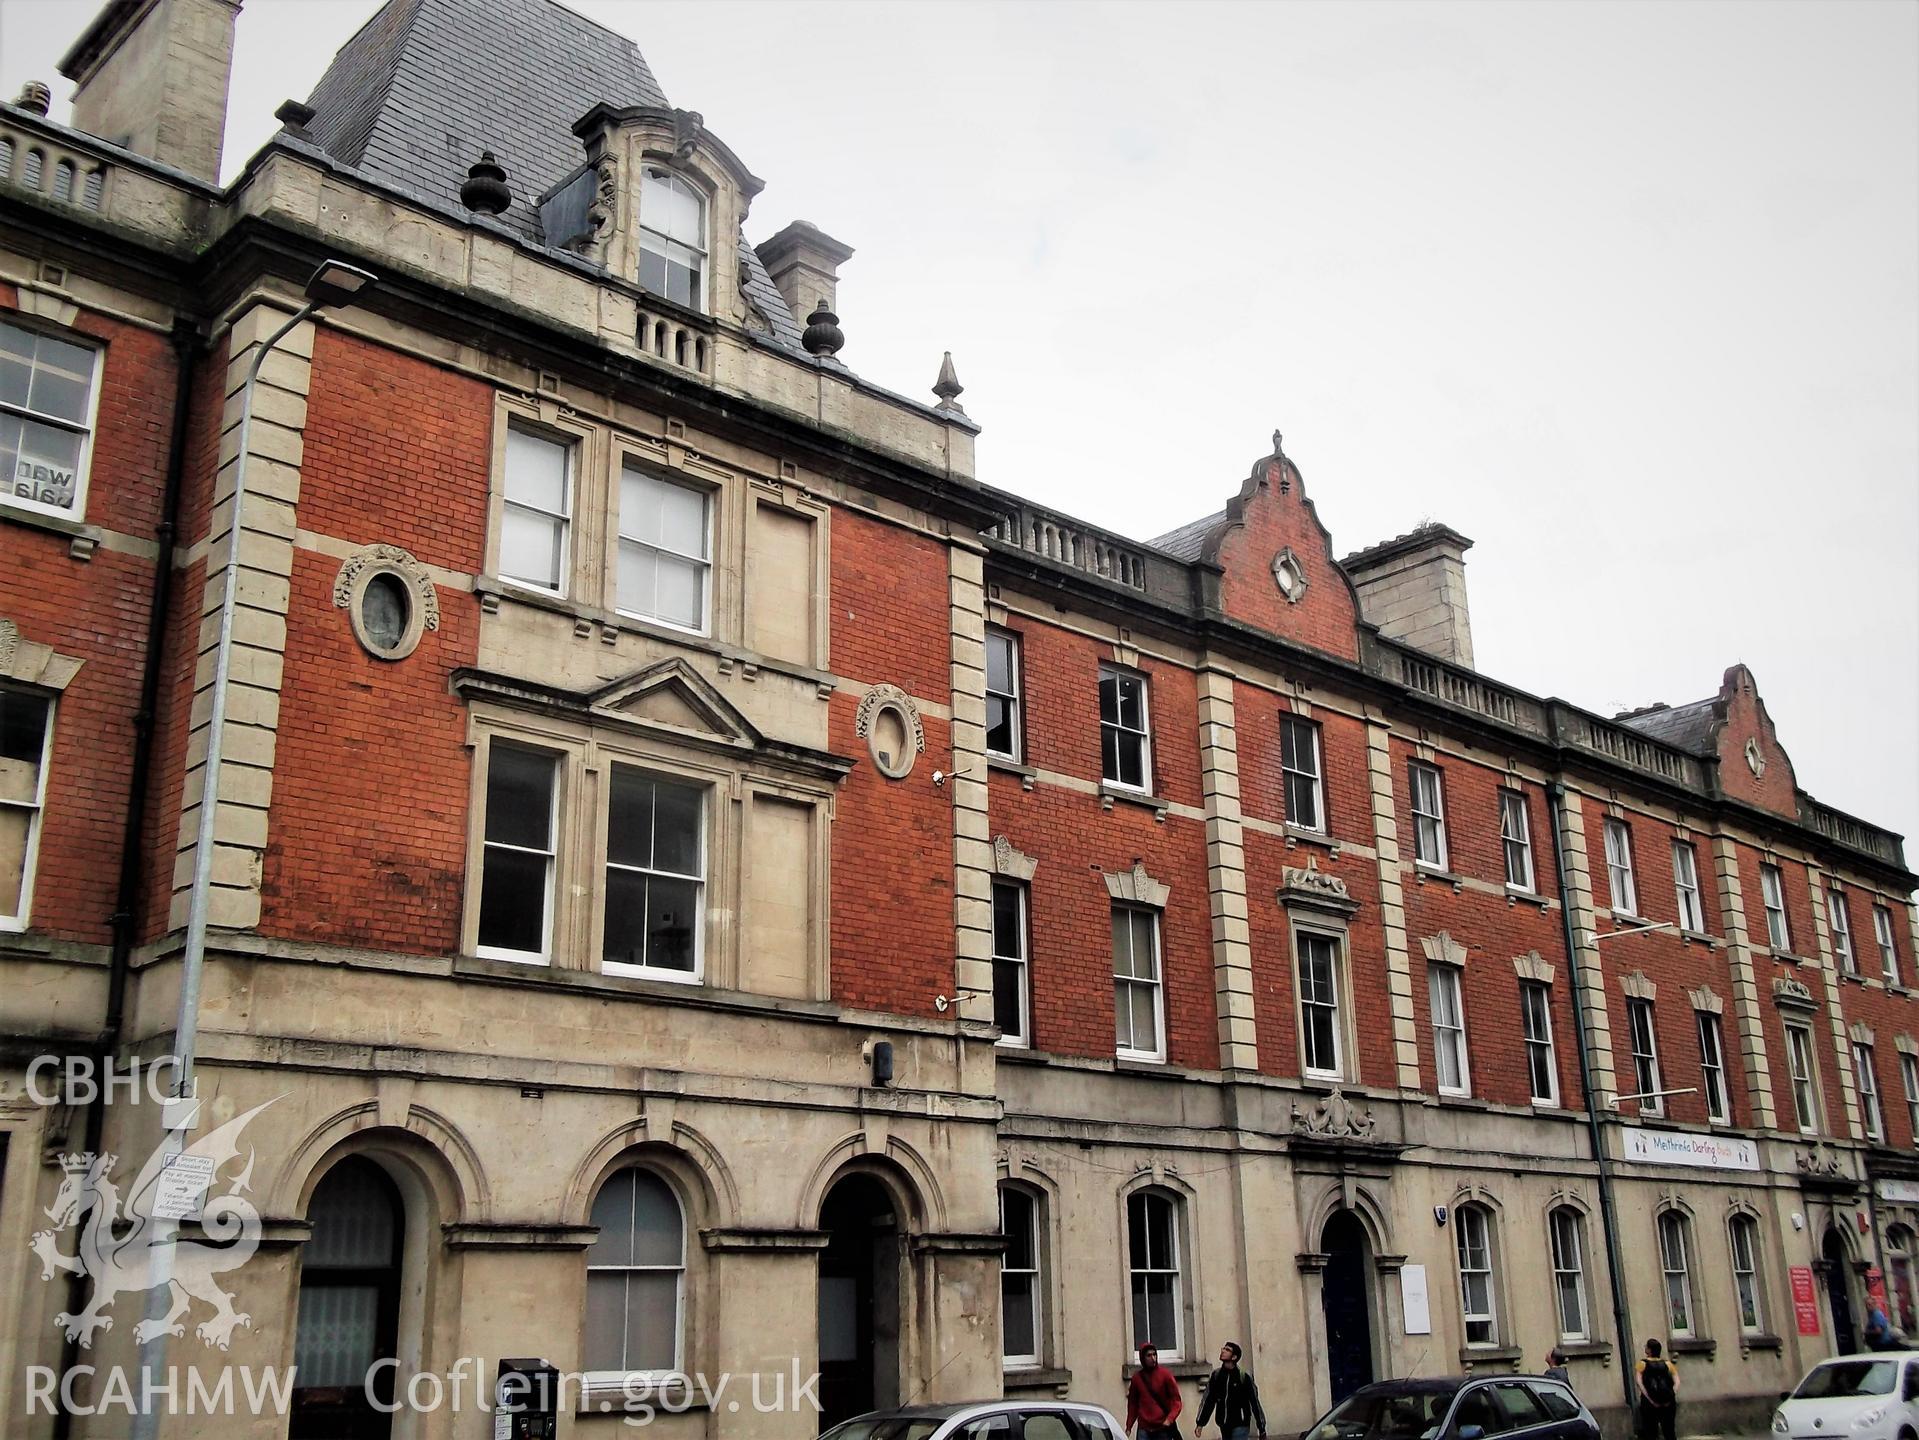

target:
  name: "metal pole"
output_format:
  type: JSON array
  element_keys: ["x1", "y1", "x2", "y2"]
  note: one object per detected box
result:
[
  {"x1": 130, "y1": 298, "x2": 317, "y2": 1440},
  {"x1": 1547, "y1": 780, "x2": 1638, "y2": 1417}
]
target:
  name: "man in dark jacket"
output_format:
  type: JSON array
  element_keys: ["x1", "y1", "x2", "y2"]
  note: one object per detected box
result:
[{"x1": 1195, "y1": 1342, "x2": 1266, "y2": 1440}]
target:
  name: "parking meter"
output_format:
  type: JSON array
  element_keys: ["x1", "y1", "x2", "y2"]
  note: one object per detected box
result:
[{"x1": 494, "y1": 1357, "x2": 559, "y2": 1440}]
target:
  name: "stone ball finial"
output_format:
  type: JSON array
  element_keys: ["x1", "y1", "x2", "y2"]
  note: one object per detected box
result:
[
  {"x1": 802, "y1": 300, "x2": 845, "y2": 358},
  {"x1": 15, "y1": 81, "x2": 52, "y2": 117},
  {"x1": 460, "y1": 151, "x2": 512, "y2": 216}
]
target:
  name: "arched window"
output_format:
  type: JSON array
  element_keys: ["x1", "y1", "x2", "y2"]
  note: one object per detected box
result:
[
  {"x1": 1887, "y1": 1225, "x2": 1917, "y2": 1338},
  {"x1": 52, "y1": 160, "x2": 74, "y2": 202},
  {"x1": 1127, "y1": 1188, "x2": 1184, "y2": 1359},
  {"x1": 1548, "y1": 1206, "x2": 1590, "y2": 1342},
  {"x1": 82, "y1": 167, "x2": 105, "y2": 209},
  {"x1": 1728, "y1": 1213, "x2": 1764, "y2": 1335},
  {"x1": 999, "y1": 1183, "x2": 1043, "y2": 1367},
  {"x1": 637, "y1": 168, "x2": 706, "y2": 311},
  {"x1": 585, "y1": 1169, "x2": 685, "y2": 1376},
  {"x1": 1658, "y1": 1211, "x2": 1697, "y2": 1337},
  {"x1": 1455, "y1": 1203, "x2": 1499, "y2": 1346}
]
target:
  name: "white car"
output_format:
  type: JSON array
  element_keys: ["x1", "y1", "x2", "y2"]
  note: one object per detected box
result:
[
  {"x1": 819, "y1": 1401, "x2": 1129, "y2": 1440},
  {"x1": 1774, "y1": 1352, "x2": 1919, "y2": 1440}
]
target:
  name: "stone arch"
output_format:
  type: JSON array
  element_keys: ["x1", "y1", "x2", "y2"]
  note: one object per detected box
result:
[
  {"x1": 274, "y1": 1101, "x2": 485, "y2": 1225},
  {"x1": 1303, "y1": 1178, "x2": 1396, "y2": 1257},
  {"x1": 563, "y1": 1116, "x2": 738, "y2": 1230},
  {"x1": 799, "y1": 1131, "x2": 942, "y2": 1232}
]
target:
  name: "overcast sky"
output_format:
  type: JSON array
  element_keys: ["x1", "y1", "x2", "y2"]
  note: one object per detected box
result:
[{"x1": 5, "y1": 0, "x2": 1916, "y2": 852}]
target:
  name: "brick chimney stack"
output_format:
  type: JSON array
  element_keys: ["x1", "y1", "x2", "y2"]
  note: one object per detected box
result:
[
  {"x1": 59, "y1": 0, "x2": 242, "y2": 184},
  {"x1": 1341, "y1": 523, "x2": 1477, "y2": 668},
  {"x1": 757, "y1": 220, "x2": 855, "y2": 333}
]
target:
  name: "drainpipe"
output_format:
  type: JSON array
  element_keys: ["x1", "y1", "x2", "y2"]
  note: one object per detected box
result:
[
  {"x1": 1547, "y1": 780, "x2": 1638, "y2": 1417},
  {"x1": 51, "y1": 316, "x2": 198, "y2": 1440}
]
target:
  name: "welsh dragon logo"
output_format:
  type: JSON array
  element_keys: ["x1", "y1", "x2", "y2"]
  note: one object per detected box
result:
[{"x1": 31, "y1": 1098, "x2": 277, "y2": 1351}]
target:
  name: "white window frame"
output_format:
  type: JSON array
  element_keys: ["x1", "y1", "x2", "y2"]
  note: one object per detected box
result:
[
  {"x1": 1856, "y1": 1042, "x2": 1884, "y2": 1142},
  {"x1": 499, "y1": 422, "x2": 573, "y2": 597},
  {"x1": 1627, "y1": 998, "x2": 1663, "y2": 1116},
  {"x1": 1785, "y1": 1022, "x2": 1821, "y2": 1134},
  {"x1": 637, "y1": 166, "x2": 709, "y2": 312},
  {"x1": 1604, "y1": 819, "x2": 1638, "y2": 917},
  {"x1": 1521, "y1": 981, "x2": 1558, "y2": 1106},
  {"x1": 1658, "y1": 1211, "x2": 1697, "y2": 1339},
  {"x1": 992, "y1": 880, "x2": 1030, "y2": 1049},
  {"x1": 984, "y1": 627, "x2": 1022, "y2": 763},
  {"x1": 1297, "y1": 930, "x2": 1346, "y2": 1081},
  {"x1": 0, "y1": 686, "x2": 55, "y2": 933},
  {"x1": 1409, "y1": 761, "x2": 1448, "y2": 870},
  {"x1": 1902, "y1": 1053, "x2": 1919, "y2": 1146},
  {"x1": 600, "y1": 766, "x2": 706, "y2": 984},
  {"x1": 1548, "y1": 1206, "x2": 1590, "y2": 1342},
  {"x1": 1830, "y1": 890, "x2": 1857, "y2": 974},
  {"x1": 582, "y1": 1167, "x2": 686, "y2": 1386},
  {"x1": 1126, "y1": 1188, "x2": 1184, "y2": 1361},
  {"x1": 1112, "y1": 904, "x2": 1165, "y2": 1063},
  {"x1": 616, "y1": 464, "x2": 713, "y2": 635},
  {"x1": 1760, "y1": 862, "x2": 1791, "y2": 951},
  {"x1": 1430, "y1": 964, "x2": 1470, "y2": 1096},
  {"x1": 1455, "y1": 1203, "x2": 1498, "y2": 1347},
  {"x1": 1281, "y1": 715, "x2": 1325, "y2": 833},
  {"x1": 999, "y1": 1183, "x2": 1043, "y2": 1368},
  {"x1": 1673, "y1": 841, "x2": 1705, "y2": 933},
  {"x1": 1876, "y1": 906, "x2": 1901, "y2": 985},
  {"x1": 0, "y1": 317, "x2": 103, "y2": 523},
  {"x1": 1098, "y1": 666, "x2": 1152, "y2": 793},
  {"x1": 1698, "y1": 1011, "x2": 1730, "y2": 1125},
  {"x1": 1500, "y1": 789, "x2": 1534, "y2": 891},
  {"x1": 1729, "y1": 1214, "x2": 1765, "y2": 1336},
  {"x1": 474, "y1": 742, "x2": 559, "y2": 965}
]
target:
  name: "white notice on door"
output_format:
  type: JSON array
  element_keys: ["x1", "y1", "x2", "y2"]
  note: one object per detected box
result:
[{"x1": 1400, "y1": 1263, "x2": 1432, "y2": 1335}]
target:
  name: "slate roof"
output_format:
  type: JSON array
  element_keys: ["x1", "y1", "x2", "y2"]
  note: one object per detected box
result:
[
  {"x1": 1148, "y1": 511, "x2": 1225, "y2": 562},
  {"x1": 1617, "y1": 697, "x2": 1720, "y2": 755}
]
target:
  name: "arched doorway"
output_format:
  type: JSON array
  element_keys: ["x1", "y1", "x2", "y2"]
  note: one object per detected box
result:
[
  {"x1": 1322, "y1": 1209, "x2": 1375, "y2": 1403},
  {"x1": 818, "y1": 1174, "x2": 902, "y2": 1430},
  {"x1": 1824, "y1": 1226, "x2": 1859, "y2": 1355},
  {"x1": 292, "y1": 1157, "x2": 405, "y2": 1439}
]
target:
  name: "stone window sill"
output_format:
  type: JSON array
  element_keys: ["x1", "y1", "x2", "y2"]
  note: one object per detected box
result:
[
  {"x1": 1415, "y1": 866, "x2": 1465, "y2": 894},
  {"x1": 1003, "y1": 1366, "x2": 1072, "y2": 1390},
  {"x1": 1, "y1": 501, "x2": 104, "y2": 561},
  {"x1": 1669, "y1": 1336, "x2": 1716, "y2": 1357},
  {"x1": 1557, "y1": 1340, "x2": 1613, "y2": 1361},
  {"x1": 1459, "y1": 1345, "x2": 1524, "y2": 1367},
  {"x1": 1506, "y1": 886, "x2": 1551, "y2": 910},
  {"x1": 1437, "y1": 1093, "x2": 1491, "y2": 1111},
  {"x1": 1740, "y1": 1332, "x2": 1783, "y2": 1353},
  {"x1": 988, "y1": 755, "x2": 1037, "y2": 790},
  {"x1": 1284, "y1": 824, "x2": 1341, "y2": 856},
  {"x1": 1099, "y1": 782, "x2": 1170, "y2": 820},
  {"x1": 1840, "y1": 971, "x2": 1872, "y2": 988},
  {"x1": 1770, "y1": 951, "x2": 1809, "y2": 966},
  {"x1": 1122, "y1": 1360, "x2": 1212, "y2": 1381},
  {"x1": 575, "y1": 1382, "x2": 709, "y2": 1417},
  {"x1": 1679, "y1": 928, "x2": 1717, "y2": 948}
]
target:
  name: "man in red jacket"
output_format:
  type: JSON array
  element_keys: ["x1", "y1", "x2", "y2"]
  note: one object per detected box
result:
[{"x1": 1125, "y1": 1343, "x2": 1185, "y2": 1438}]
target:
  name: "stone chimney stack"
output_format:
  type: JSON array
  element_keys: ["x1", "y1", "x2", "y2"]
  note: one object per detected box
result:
[
  {"x1": 1341, "y1": 523, "x2": 1477, "y2": 668},
  {"x1": 59, "y1": 0, "x2": 242, "y2": 184},
  {"x1": 757, "y1": 220, "x2": 854, "y2": 332}
]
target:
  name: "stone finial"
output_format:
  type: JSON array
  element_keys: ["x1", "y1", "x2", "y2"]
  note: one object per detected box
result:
[
  {"x1": 802, "y1": 300, "x2": 844, "y2": 359},
  {"x1": 15, "y1": 82, "x2": 52, "y2": 116},
  {"x1": 932, "y1": 352, "x2": 965, "y2": 413},
  {"x1": 1272, "y1": 429, "x2": 1284, "y2": 458},
  {"x1": 460, "y1": 151, "x2": 511, "y2": 215},
  {"x1": 275, "y1": 99, "x2": 317, "y2": 133}
]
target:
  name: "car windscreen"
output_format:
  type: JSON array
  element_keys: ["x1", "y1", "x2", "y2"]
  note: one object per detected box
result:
[
  {"x1": 1306, "y1": 1388, "x2": 1459, "y2": 1440},
  {"x1": 1794, "y1": 1361, "x2": 1900, "y2": 1399},
  {"x1": 817, "y1": 1420, "x2": 946, "y2": 1440}
]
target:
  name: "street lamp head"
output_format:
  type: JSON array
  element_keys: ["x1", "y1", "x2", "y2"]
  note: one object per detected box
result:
[{"x1": 303, "y1": 260, "x2": 378, "y2": 310}]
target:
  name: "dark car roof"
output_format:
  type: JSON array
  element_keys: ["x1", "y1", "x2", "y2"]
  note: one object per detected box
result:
[{"x1": 1349, "y1": 1377, "x2": 1472, "y2": 1396}]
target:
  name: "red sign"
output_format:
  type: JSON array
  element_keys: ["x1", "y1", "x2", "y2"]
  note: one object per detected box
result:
[
  {"x1": 1792, "y1": 1265, "x2": 1822, "y2": 1336},
  {"x1": 1868, "y1": 1266, "x2": 1888, "y2": 1311}
]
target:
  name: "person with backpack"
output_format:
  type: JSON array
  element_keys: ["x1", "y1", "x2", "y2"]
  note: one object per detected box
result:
[
  {"x1": 1195, "y1": 1341, "x2": 1267, "y2": 1440},
  {"x1": 1635, "y1": 1338, "x2": 1680, "y2": 1440}
]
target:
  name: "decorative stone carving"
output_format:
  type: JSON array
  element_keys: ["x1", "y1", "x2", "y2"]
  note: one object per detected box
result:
[
  {"x1": 1620, "y1": 969, "x2": 1656, "y2": 1001},
  {"x1": 1291, "y1": 1087, "x2": 1378, "y2": 1141},
  {"x1": 1851, "y1": 1020, "x2": 1876, "y2": 1045},
  {"x1": 1104, "y1": 861, "x2": 1169, "y2": 909},
  {"x1": 992, "y1": 836, "x2": 1037, "y2": 881},
  {"x1": 0, "y1": 615, "x2": 83, "y2": 690},
  {"x1": 333, "y1": 543, "x2": 439, "y2": 661},
  {"x1": 1796, "y1": 1142, "x2": 1846, "y2": 1179},
  {"x1": 0, "y1": 618, "x2": 15, "y2": 669},
  {"x1": 1272, "y1": 547, "x2": 1308, "y2": 604},
  {"x1": 854, "y1": 684, "x2": 924, "y2": 779},
  {"x1": 1421, "y1": 930, "x2": 1468, "y2": 968},
  {"x1": 1689, "y1": 984, "x2": 1724, "y2": 1016},
  {"x1": 1278, "y1": 856, "x2": 1358, "y2": 915},
  {"x1": 1773, "y1": 975, "x2": 1817, "y2": 1011},
  {"x1": 672, "y1": 108, "x2": 704, "y2": 160},
  {"x1": 1513, "y1": 950, "x2": 1555, "y2": 985},
  {"x1": 1745, "y1": 737, "x2": 1766, "y2": 778}
]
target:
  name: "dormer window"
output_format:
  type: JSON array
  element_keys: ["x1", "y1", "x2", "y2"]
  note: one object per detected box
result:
[{"x1": 638, "y1": 168, "x2": 706, "y2": 311}]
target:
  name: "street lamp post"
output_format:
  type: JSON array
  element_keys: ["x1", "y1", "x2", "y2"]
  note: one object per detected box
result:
[{"x1": 129, "y1": 260, "x2": 376, "y2": 1440}]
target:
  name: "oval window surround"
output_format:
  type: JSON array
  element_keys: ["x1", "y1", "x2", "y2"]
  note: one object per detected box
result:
[{"x1": 333, "y1": 543, "x2": 440, "y2": 661}]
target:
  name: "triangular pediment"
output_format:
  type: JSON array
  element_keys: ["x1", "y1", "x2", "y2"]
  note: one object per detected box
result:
[{"x1": 586, "y1": 658, "x2": 759, "y2": 748}]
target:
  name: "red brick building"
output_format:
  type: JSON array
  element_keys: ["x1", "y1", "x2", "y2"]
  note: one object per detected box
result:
[{"x1": 0, "y1": 1, "x2": 1913, "y2": 1437}]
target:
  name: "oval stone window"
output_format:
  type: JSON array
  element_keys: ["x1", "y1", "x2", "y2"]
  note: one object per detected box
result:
[
  {"x1": 361, "y1": 572, "x2": 411, "y2": 653},
  {"x1": 871, "y1": 704, "x2": 910, "y2": 776}
]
